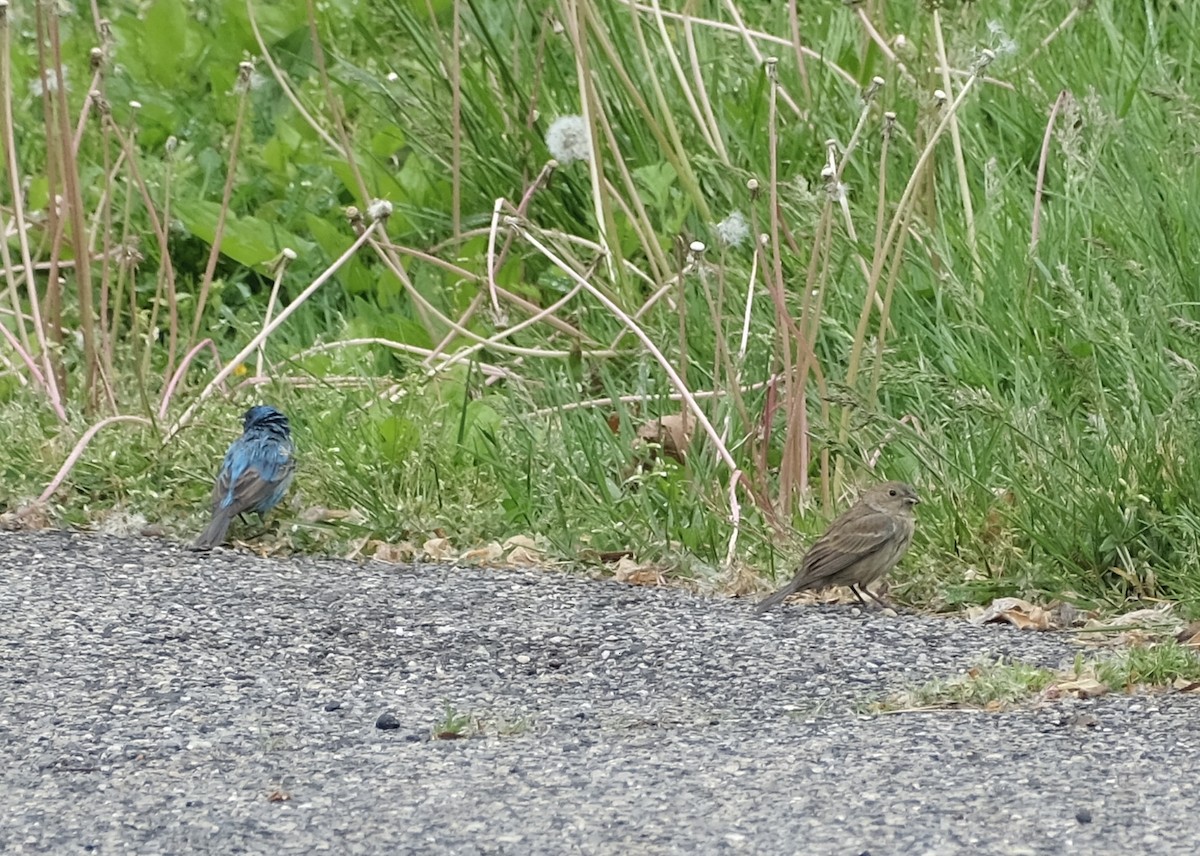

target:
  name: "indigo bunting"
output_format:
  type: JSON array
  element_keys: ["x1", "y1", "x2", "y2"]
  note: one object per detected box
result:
[
  {"x1": 756, "y1": 481, "x2": 919, "y2": 612},
  {"x1": 194, "y1": 405, "x2": 296, "y2": 550}
]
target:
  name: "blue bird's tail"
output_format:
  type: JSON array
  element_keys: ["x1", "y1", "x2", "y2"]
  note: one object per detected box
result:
[{"x1": 193, "y1": 508, "x2": 236, "y2": 550}]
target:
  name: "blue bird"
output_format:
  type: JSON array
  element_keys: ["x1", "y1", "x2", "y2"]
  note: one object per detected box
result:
[{"x1": 194, "y1": 405, "x2": 296, "y2": 550}]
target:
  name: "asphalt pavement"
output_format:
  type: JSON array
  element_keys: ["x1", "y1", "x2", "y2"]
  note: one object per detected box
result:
[{"x1": 1, "y1": 531, "x2": 1195, "y2": 854}]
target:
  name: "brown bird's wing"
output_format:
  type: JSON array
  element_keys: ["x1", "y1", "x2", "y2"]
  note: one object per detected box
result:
[
  {"x1": 796, "y1": 508, "x2": 902, "y2": 588},
  {"x1": 756, "y1": 507, "x2": 901, "y2": 613}
]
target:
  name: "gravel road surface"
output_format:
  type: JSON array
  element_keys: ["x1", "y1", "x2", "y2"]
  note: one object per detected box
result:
[{"x1": 1, "y1": 531, "x2": 1196, "y2": 854}]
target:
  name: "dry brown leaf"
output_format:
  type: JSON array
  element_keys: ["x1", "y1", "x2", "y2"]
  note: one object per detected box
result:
[
  {"x1": 422, "y1": 537, "x2": 455, "y2": 562},
  {"x1": 460, "y1": 542, "x2": 504, "y2": 564},
  {"x1": 613, "y1": 556, "x2": 666, "y2": 586},
  {"x1": 969, "y1": 597, "x2": 1054, "y2": 631},
  {"x1": 634, "y1": 413, "x2": 694, "y2": 463},
  {"x1": 0, "y1": 502, "x2": 53, "y2": 531},
  {"x1": 505, "y1": 546, "x2": 543, "y2": 567},
  {"x1": 1050, "y1": 676, "x2": 1109, "y2": 699},
  {"x1": 1081, "y1": 604, "x2": 1180, "y2": 636},
  {"x1": 299, "y1": 506, "x2": 365, "y2": 524},
  {"x1": 370, "y1": 540, "x2": 418, "y2": 564},
  {"x1": 1176, "y1": 620, "x2": 1200, "y2": 647},
  {"x1": 1173, "y1": 677, "x2": 1200, "y2": 693},
  {"x1": 503, "y1": 534, "x2": 541, "y2": 552}
]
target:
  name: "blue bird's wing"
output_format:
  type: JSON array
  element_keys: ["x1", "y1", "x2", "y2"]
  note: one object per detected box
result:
[{"x1": 212, "y1": 435, "x2": 296, "y2": 517}]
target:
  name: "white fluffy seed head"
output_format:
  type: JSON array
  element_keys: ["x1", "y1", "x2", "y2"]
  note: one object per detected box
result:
[
  {"x1": 545, "y1": 115, "x2": 591, "y2": 165},
  {"x1": 367, "y1": 199, "x2": 393, "y2": 221},
  {"x1": 714, "y1": 211, "x2": 750, "y2": 248}
]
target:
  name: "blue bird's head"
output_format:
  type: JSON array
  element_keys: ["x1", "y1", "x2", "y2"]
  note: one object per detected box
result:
[{"x1": 242, "y1": 405, "x2": 290, "y2": 437}]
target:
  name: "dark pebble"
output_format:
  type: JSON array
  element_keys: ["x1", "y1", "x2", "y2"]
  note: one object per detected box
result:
[{"x1": 375, "y1": 713, "x2": 401, "y2": 730}]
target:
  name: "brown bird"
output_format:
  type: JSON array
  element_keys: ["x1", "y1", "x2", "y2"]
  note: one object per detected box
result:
[{"x1": 756, "y1": 480, "x2": 920, "y2": 613}]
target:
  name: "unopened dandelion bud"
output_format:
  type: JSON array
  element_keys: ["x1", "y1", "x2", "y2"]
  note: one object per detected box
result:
[
  {"x1": 129, "y1": 100, "x2": 142, "y2": 110},
  {"x1": 90, "y1": 47, "x2": 104, "y2": 71},
  {"x1": 235, "y1": 62, "x2": 254, "y2": 93},
  {"x1": 165, "y1": 135, "x2": 177, "y2": 155},
  {"x1": 764, "y1": 56, "x2": 779, "y2": 80},
  {"x1": 976, "y1": 48, "x2": 996, "y2": 71},
  {"x1": 690, "y1": 241, "x2": 706, "y2": 254},
  {"x1": 282, "y1": 248, "x2": 297, "y2": 261},
  {"x1": 934, "y1": 89, "x2": 947, "y2": 106}
]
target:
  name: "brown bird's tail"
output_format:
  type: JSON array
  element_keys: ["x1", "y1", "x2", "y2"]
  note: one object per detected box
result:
[
  {"x1": 755, "y1": 578, "x2": 802, "y2": 614},
  {"x1": 193, "y1": 510, "x2": 234, "y2": 550}
]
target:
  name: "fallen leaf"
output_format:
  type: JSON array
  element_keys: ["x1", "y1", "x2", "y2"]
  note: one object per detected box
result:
[
  {"x1": 459, "y1": 542, "x2": 504, "y2": 564},
  {"x1": 1173, "y1": 677, "x2": 1200, "y2": 693},
  {"x1": 1050, "y1": 676, "x2": 1109, "y2": 699},
  {"x1": 634, "y1": 413, "x2": 694, "y2": 463},
  {"x1": 0, "y1": 502, "x2": 53, "y2": 531},
  {"x1": 613, "y1": 556, "x2": 666, "y2": 586},
  {"x1": 505, "y1": 546, "x2": 543, "y2": 567},
  {"x1": 299, "y1": 506, "x2": 365, "y2": 524},
  {"x1": 423, "y1": 538, "x2": 455, "y2": 562},
  {"x1": 370, "y1": 540, "x2": 418, "y2": 564},
  {"x1": 1176, "y1": 621, "x2": 1200, "y2": 647},
  {"x1": 1081, "y1": 604, "x2": 1180, "y2": 636},
  {"x1": 503, "y1": 534, "x2": 541, "y2": 552},
  {"x1": 969, "y1": 597, "x2": 1054, "y2": 631}
]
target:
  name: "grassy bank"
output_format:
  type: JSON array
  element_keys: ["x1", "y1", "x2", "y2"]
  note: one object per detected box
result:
[{"x1": 3, "y1": 0, "x2": 1200, "y2": 615}]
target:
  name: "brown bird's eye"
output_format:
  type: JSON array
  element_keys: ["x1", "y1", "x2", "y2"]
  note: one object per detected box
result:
[{"x1": 888, "y1": 488, "x2": 897, "y2": 496}]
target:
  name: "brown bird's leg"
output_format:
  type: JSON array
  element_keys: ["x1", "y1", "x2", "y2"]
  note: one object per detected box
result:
[
  {"x1": 861, "y1": 585, "x2": 894, "y2": 609},
  {"x1": 850, "y1": 585, "x2": 892, "y2": 609}
]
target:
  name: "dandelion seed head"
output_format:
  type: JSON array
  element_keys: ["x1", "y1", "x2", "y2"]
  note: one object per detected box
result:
[
  {"x1": 714, "y1": 211, "x2": 750, "y2": 248},
  {"x1": 545, "y1": 115, "x2": 591, "y2": 165},
  {"x1": 30, "y1": 66, "x2": 69, "y2": 98},
  {"x1": 986, "y1": 20, "x2": 1018, "y2": 58},
  {"x1": 367, "y1": 198, "x2": 393, "y2": 221}
]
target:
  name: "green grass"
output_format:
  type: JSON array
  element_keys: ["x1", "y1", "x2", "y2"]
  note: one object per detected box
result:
[
  {"x1": 872, "y1": 658, "x2": 1057, "y2": 712},
  {"x1": 4, "y1": 1, "x2": 1200, "y2": 615},
  {"x1": 873, "y1": 642, "x2": 1200, "y2": 712}
]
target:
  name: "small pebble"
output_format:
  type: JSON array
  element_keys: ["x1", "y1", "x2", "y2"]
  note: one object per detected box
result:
[{"x1": 375, "y1": 713, "x2": 401, "y2": 730}]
